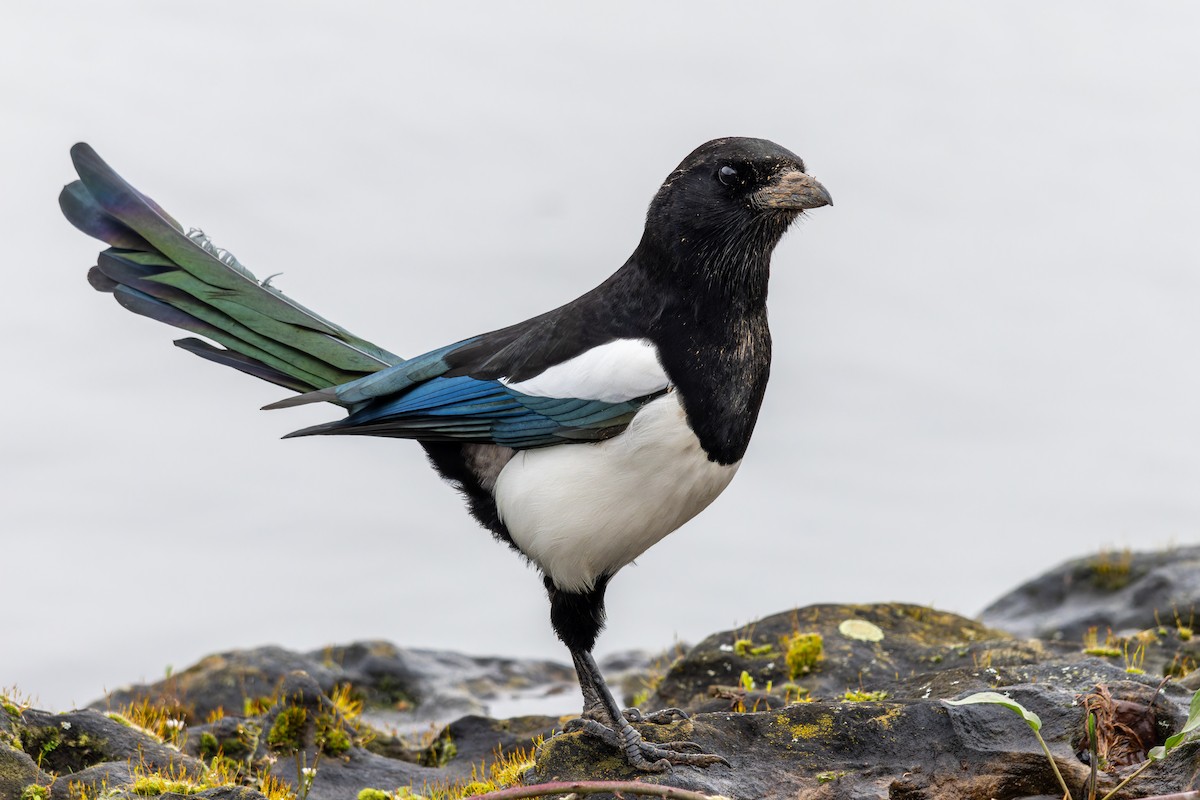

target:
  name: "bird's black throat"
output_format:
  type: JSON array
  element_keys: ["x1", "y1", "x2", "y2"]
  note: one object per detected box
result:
[{"x1": 630, "y1": 210, "x2": 795, "y2": 465}]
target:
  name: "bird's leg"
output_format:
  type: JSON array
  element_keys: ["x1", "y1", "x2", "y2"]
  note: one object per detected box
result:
[
  {"x1": 545, "y1": 575, "x2": 726, "y2": 770},
  {"x1": 569, "y1": 649, "x2": 728, "y2": 772},
  {"x1": 575, "y1": 665, "x2": 685, "y2": 726}
]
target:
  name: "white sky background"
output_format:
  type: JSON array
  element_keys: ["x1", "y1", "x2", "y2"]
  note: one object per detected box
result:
[{"x1": 2, "y1": 2, "x2": 1198, "y2": 711}]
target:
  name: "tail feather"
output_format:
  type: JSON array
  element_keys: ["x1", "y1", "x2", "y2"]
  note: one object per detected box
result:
[
  {"x1": 95, "y1": 250, "x2": 367, "y2": 386},
  {"x1": 60, "y1": 180, "x2": 154, "y2": 251},
  {"x1": 175, "y1": 338, "x2": 315, "y2": 393},
  {"x1": 63, "y1": 143, "x2": 404, "y2": 400}
]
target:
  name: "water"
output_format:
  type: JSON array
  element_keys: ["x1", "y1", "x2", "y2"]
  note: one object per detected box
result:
[{"x1": 2, "y1": 2, "x2": 1198, "y2": 712}]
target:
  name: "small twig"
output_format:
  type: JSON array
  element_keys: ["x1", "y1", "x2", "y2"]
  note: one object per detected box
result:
[{"x1": 468, "y1": 780, "x2": 724, "y2": 800}]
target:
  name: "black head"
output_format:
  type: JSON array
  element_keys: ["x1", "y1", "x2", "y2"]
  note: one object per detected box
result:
[{"x1": 639, "y1": 137, "x2": 830, "y2": 297}]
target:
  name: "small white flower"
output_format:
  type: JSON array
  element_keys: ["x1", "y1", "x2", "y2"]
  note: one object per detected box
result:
[
  {"x1": 61, "y1": 721, "x2": 72, "y2": 730},
  {"x1": 165, "y1": 719, "x2": 185, "y2": 730},
  {"x1": 719, "y1": 644, "x2": 734, "y2": 652},
  {"x1": 301, "y1": 768, "x2": 316, "y2": 777}
]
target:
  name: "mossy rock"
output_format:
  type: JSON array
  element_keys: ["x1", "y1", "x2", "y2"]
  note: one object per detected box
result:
[{"x1": 651, "y1": 603, "x2": 1012, "y2": 711}]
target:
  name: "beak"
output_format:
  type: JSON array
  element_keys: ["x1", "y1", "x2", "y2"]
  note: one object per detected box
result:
[{"x1": 752, "y1": 170, "x2": 833, "y2": 210}]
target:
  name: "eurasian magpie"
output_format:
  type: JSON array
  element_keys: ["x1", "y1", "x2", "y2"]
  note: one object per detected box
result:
[{"x1": 61, "y1": 137, "x2": 830, "y2": 771}]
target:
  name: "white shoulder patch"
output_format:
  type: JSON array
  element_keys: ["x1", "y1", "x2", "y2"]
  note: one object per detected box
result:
[{"x1": 500, "y1": 338, "x2": 669, "y2": 403}]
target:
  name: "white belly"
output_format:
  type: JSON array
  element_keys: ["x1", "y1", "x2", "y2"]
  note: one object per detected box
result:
[{"x1": 494, "y1": 393, "x2": 740, "y2": 593}]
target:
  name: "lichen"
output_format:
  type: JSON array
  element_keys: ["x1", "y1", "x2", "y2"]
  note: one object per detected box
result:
[
  {"x1": 20, "y1": 786, "x2": 51, "y2": 800},
  {"x1": 777, "y1": 713, "x2": 834, "y2": 740}
]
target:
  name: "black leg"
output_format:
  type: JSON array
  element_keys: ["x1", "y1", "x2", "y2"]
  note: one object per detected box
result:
[
  {"x1": 544, "y1": 576, "x2": 728, "y2": 772},
  {"x1": 570, "y1": 649, "x2": 728, "y2": 771}
]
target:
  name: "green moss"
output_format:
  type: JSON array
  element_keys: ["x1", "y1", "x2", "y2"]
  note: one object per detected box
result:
[
  {"x1": 198, "y1": 732, "x2": 220, "y2": 758},
  {"x1": 316, "y1": 712, "x2": 351, "y2": 756},
  {"x1": 419, "y1": 731, "x2": 458, "y2": 767},
  {"x1": 1083, "y1": 647, "x2": 1122, "y2": 658},
  {"x1": 23, "y1": 726, "x2": 60, "y2": 770},
  {"x1": 371, "y1": 676, "x2": 416, "y2": 710},
  {"x1": 816, "y1": 771, "x2": 845, "y2": 784},
  {"x1": 20, "y1": 786, "x2": 51, "y2": 800},
  {"x1": 216, "y1": 722, "x2": 257, "y2": 759},
  {"x1": 105, "y1": 713, "x2": 133, "y2": 727},
  {"x1": 734, "y1": 639, "x2": 775, "y2": 657},
  {"x1": 357, "y1": 790, "x2": 392, "y2": 800},
  {"x1": 3, "y1": 702, "x2": 21, "y2": 718},
  {"x1": 131, "y1": 775, "x2": 204, "y2": 795},
  {"x1": 779, "y1": 682, "x2": 810, "y2": 703},
  {"x1": 783, "y1": 632, "x2": 824, "y2": 679},
  {"x1": 243, "y1": 696, "x2": 275, "y2": 716},
  {"x1": 842, "y1": 689, "x2": 888, "y2": 702},
  {"x1": 267, "y1": 706, "x2": 307, "y2": 751},
  {"x1": 1089, "y1": 548, "x2": 1133, "y2": 590}
]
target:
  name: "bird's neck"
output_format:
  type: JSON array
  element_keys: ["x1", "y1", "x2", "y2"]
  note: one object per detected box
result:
[
  {"x1": 630, "y1": 223, "x2": 774, "y2": 313},
  {"x1": 612, "y1": 232, "x2": 778, "y2": 466}
]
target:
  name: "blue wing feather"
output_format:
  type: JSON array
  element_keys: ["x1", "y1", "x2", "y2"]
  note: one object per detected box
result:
[{"x1": 291, "y1": 370, "x2": 665, "y2": 448}]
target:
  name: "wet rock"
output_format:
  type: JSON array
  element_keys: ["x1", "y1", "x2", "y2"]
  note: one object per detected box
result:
[{"x1": 981, "y1": 545, "x2": 1200, "y2": 642}]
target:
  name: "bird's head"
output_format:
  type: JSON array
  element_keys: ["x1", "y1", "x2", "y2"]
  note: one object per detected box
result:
[{"x1": 639, "y1": 137, "x2": 830, "y2": 300}]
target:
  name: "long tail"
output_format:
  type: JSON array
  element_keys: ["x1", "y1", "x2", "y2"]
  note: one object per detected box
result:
[{"x1": 60, "y1": 143, "x2": 402, "y2": 399}]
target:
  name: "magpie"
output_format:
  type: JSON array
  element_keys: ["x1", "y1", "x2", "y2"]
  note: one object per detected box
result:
[{"x1": 60, "y1": 138, "x2": 830, "y2": 771}]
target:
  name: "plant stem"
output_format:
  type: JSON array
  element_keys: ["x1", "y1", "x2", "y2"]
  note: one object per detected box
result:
[
  {"x1": 1031, "y1": 727, "x2": 1073, "y2": 800},
  {"x1": 468, "y1": 780, "x2": 723, "y2": 800},
  {"x1": 1098, "y1": 758, "x2": 1155, "y2": 800}
]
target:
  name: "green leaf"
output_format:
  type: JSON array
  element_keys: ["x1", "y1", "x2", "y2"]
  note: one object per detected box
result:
[
  {"x1": 1147, "y1": 687, "x2": 1200, "y2": 761},
  {"x1": 944, "y1": 691, "x2": 1042, "y2": 731}
]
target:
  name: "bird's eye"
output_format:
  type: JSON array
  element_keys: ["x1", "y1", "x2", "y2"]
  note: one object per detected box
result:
[{"x1": 718, "y1": 165, "x2": 739, "y2": 186}]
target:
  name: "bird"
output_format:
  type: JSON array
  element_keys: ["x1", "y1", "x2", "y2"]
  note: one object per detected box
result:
[{"x1": 60, "y1": 137, "x2": 831, "y2": 772}]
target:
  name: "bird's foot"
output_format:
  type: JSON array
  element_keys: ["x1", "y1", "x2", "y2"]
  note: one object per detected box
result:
[
  {"x1": 622, "y1": 706, "x2": 688, "y2": 724},
  {"x1": 566, "y1": 714, "x2": 728, "y2": 772}
]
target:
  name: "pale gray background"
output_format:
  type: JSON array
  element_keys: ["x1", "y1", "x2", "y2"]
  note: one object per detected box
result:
[{"x1": 3, "y1": 2, "x2": 1198, "y2": 711}]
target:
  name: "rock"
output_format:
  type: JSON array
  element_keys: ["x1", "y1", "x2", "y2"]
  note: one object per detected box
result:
[
  {"x1": 649, "y1": 603, "x2": 1017, "y2": 712},
  {"x1": 981, "y1": 545, "x2": 1200, "y2": 642},
  {"x1": 97, "y1": 640, "x2": 577, "y2": 734},
  {"x1": 9, "y1": 548, "x2": 1200, "y2": 799},
  {"x1": 530, "y1": 603, "x2": 1199, "y2": 799},
  {"x1": 0, "y1": 739, "x2": 51, "y2": 800}
]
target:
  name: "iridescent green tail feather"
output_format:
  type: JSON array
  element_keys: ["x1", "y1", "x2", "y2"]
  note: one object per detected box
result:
[{"x1": 60, "y1": 143, "x2": 402, "y2": 397}]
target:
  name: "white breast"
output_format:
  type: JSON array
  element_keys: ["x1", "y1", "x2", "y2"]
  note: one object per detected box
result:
[{"x1": 493, "y1": 393, "x2": 740, "y2": 593}]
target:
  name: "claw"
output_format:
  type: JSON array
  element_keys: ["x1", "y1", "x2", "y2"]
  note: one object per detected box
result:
[
  {"x1": 631, "y1": 706, "x2": 689, "y2": 724},
  {"x1": 571, "y1": 714, "x2": 729, "y2": 771}
]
